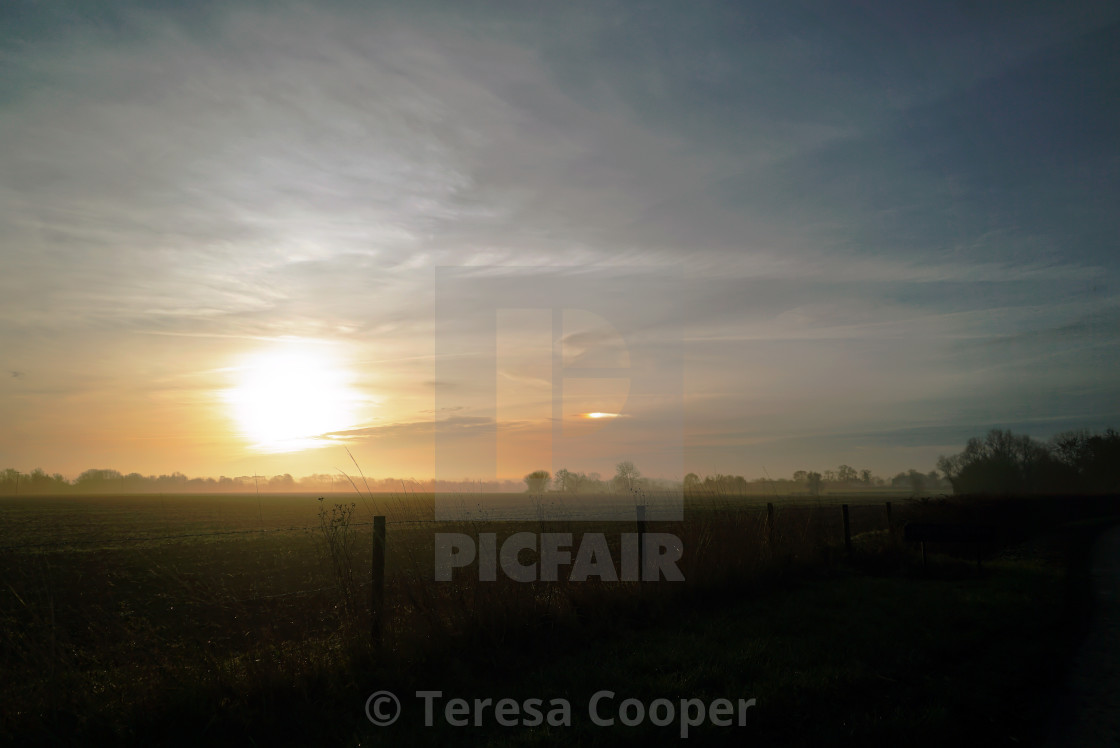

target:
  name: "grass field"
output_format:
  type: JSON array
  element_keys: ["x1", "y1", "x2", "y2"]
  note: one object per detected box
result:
[
  {"x1": 355, "y1": 560, "x2": 1071, "y2": 747},
  {"x1": 0, "y1": 491, "x2": 1111, "y2": 745}
]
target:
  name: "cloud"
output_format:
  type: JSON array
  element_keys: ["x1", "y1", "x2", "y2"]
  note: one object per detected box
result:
[
  {"x1": 1, "y1": 1, "x2": 1117, "y2": 478},
  {"x1": 323, "y1": 415, "x2": 541, "y2": 442}
]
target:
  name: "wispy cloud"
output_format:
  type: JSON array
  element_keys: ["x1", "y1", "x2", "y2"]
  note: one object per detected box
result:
[{"x1": 1, "y1": 1, "x2": 1117, "y2": 477}]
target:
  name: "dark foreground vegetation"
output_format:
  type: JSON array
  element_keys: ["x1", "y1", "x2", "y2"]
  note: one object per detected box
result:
[{"x1": 2, "y1": 491, "x2": 1117, "y2": 746}]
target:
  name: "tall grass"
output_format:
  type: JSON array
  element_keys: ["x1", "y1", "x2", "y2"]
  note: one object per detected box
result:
[{"x1": 315, "y1": 498, "x2": 359, "y2": 625}]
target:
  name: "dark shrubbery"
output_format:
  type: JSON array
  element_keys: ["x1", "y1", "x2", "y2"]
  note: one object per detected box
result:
[
  {"x1": 938, "y1": 428, "x2": 1120, "y2": 495},
  {"x1": 1051, "y1": 429, "x2": 1120, "y2": 494}
]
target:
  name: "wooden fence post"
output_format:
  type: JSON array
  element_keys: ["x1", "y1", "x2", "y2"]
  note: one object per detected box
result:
[
  {"x1": 636, "y1": 505, "x2": 647, "y2": 580},
  {"x1": 885, "y1": 501, "x2": 893, "y2": 533},
  {"x1": 371, "y1": 516, "x2": 386, "y2": 647},
  {"x1": 766, "y1": 502, "x2": 775, "y2": 552},
  {"x1": 842, "y1": 504, "x2": 852, "y2": 559}
]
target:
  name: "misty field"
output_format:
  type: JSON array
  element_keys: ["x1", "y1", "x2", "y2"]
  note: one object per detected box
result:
[{"x1": 1, "y1": 491, "x2": 1112, "y2": 745}]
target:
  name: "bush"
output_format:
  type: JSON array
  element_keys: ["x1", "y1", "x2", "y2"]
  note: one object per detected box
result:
[{"x1": 938, "y1": 428, "x2": 1119, "y2": 495}]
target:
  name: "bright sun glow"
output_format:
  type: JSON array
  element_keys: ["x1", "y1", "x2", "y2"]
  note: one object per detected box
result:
[{"x1": 223, "y1": 345, "x2": 364, "y2": 452}]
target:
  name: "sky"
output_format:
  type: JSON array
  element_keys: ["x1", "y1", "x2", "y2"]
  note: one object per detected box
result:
[{"x1": 1, "y1": 0, "x2": 1118, "y2": 484}]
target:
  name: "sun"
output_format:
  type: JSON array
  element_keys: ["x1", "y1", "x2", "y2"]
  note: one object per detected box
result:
[{"x1": 223, "y1": 344, "x2": 364, "y2": 452}]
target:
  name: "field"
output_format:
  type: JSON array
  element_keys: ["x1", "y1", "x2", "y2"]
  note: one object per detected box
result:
[{"x1": 1, "y1": 490, "x2": 1112, "y2": 745}]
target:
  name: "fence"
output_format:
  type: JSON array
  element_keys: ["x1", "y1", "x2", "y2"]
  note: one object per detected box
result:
[{"x1": 0, "y1": 499, "x2": 908, "y2": 647}]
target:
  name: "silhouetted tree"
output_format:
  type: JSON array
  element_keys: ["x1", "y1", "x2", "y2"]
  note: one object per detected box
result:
[
  {"x1": 908, "y1": 469, "x2": 925, "y2": 496},
  {"x1": 554, "y1": 468, "x2": 589, "y2": 493},
  {"x1": 0, "y1": 468, "x2": 20, "y2": 494},
  {"x1": 524, "y1": 470, "x2": 551, "y2": 493},
  {"x1": 937, "y1": 429, "x2": 1076, "y2": 495},
  {"x1": 75, "y1": 468, "x2": 123, "y2": 493},
  {"x1": 613, "y1": 461, "x2": 640, "y2": 492},
  {"x1": 701, "y1": 473, "x2": 748, "y2": 494},
  {"x1": 806, "y1": 471, "x2": 822, "y2": 497},
  {"x1": 1051, "y1": 429, "x2": 1120, "y2": 493},
  {"x1": 268, "y1": 473, "x2": 296, "y2": 490}
]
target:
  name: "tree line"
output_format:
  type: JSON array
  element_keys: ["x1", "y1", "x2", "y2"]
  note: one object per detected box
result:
[
  {"x1": 4, "y1": 427, "x2": 1115, "y2": 496},
  {"x1": 525, "y1": 462, "x2": 950, "y2": 496},
  {"x1": 531, "y1": 427, "x2": 1119, "y2": 497},
  {"x1": 524, "y1": 461, "x2": 678, "y2": 494},
  {"x1": 0, "y1": 469, "x2": 327, "y2": 495},
  {"x1": 0, "y1": 470, "x2": 466, "y2": 495},
  {"x1": 937, "y1": 428, "x2": 1120, "y2": 495}
]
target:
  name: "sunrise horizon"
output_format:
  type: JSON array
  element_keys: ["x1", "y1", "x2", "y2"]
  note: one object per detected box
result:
[
  {"x1": 3, "y1": 1, "x2": 1118, "y2": 489},
  {"x1": 4, "y1": 3, "x2": 1120, "y2": 745}
]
